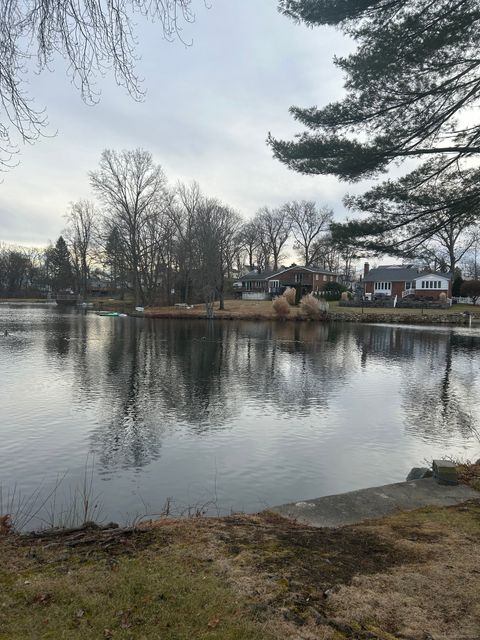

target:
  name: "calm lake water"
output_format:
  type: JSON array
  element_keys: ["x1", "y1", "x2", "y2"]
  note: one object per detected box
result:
[{"x1": 1, "y1": 303, "x2": 479, "y2": 529}]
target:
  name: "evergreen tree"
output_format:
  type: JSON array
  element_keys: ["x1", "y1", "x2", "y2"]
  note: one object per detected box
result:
[
  {"x1": 331, "y1": 161, "x2": 480, "y2": 269},
  {"x1": 270, "y1": 1, "x2": 480, "y2": 183},
  {"x1": 49, "y1": 236, "x2": 74, "y2": 291}
]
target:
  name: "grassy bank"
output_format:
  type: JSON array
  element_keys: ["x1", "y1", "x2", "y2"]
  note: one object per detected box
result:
[
  {"x1": 1, "y1": 500, "x2": 480, "y2": 639},
  {"x1": 143, "y1": 299, "x2": 479, "y2": 324},
  {"x1": 0, "y1": 298, "x2": 51, "y2": 303},
  {"x1": 4, "y1": 297, "x2": 478, "y2": 325}
]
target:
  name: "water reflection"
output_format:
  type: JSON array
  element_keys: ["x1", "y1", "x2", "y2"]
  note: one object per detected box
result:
[
  {"x1": 38, "y1": 317, "x2": 480, "y2": 470},
  {"x1": 1, "y1": 305, "x2": 480, "y2": 522}
]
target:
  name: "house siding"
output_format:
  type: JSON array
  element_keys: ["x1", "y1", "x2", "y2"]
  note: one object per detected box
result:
[
  {"x1": 365, "y1": 274, "x2": 452, "y2": 298},
  {"x1": 273, "y1": 268, "x2": 337, "y2": 290}
]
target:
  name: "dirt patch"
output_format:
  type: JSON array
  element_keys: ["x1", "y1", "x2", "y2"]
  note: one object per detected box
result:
[{"x1": 217, "y1": 512, "x2": 412, "y2": 592}]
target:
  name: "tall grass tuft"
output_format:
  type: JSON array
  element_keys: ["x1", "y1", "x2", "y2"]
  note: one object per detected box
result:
[
  {"x1": 301, "y1": 294, "x2": 329, "y2": 317},
  {"x1": 272, "y1": 296, "x2": 290, "y2": 318},
  {"x1": 283, "y1": 287, "x2": 296, "y2": 306},
  {"x1": 0, "y1": 459, "x2": 103, "y2": 533}
]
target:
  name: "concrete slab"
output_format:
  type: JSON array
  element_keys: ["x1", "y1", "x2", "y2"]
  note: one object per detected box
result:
[{"x1": 271, "y1": 478, "x2": 479, "y2": 528}]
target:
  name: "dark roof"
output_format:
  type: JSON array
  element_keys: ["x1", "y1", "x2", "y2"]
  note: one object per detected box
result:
[
  {"x1": 267, "y1": 265, "x2": 338, "y2": 279},
  {"x1": 365, "y1": 265, "x2": 453, "y2": 282},
  {"x1": 238, "y1": 270, "x2": 276, "y2": 281},
  {"x1": 364, "y1": 265, "x2": 420, "y2": 282}
]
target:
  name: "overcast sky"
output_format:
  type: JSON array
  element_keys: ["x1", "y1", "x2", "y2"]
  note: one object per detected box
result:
[{"x1": 0, "y1": 0, "x2": 364, "y2": 247}]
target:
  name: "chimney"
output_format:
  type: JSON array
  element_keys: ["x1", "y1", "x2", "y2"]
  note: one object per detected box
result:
[{"x1": 364, "y1": 262, "x2": 370, "y2": 278}]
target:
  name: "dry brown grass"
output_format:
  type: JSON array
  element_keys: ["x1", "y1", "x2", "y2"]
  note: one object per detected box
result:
[
  {"x1": 458, "y1": 461, "x2": 480, "y2": 491},
  {"x1": 283, "y1": 287, "x2": 296, "y2": 306},
  {"x1": 145, "y1": 299, "x2": 302, "y2": 320},
  {"x1": 272, "y1": 296, "x2": 291, "y2": 318},
  {"x1": 142, "y1": 299, "x2": 479, "y2": 323},
  {"x1": 1, "y1": 502, "x2": 480, "y2": 639},
  {"x1": 325, "y1": 504, "x2": 480, "y2": 639},
  {"x1": 300, "y1": 294, "x2": 322, "y2": 317}
]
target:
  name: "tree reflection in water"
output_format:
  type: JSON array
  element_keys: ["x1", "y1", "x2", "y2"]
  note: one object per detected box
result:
[
  {"x1": 355, "y1": 325, "x2": 480, "y2": 442},
  {"x1": 38, "y1": 313, "x2": 480, "y2": 471}
]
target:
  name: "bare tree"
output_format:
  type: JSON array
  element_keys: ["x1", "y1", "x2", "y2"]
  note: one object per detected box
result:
[
  {"x1": 167, "y1": 181, "x2": 202, "y2": 304},
  {"x1": 430, "y1": 220, "x2": 477, "y2": 273},
  {"x1": 0, "y1": 1, "x2": 196, "y2": 168},
  {"x1": 255, "y1": 207, "x2": 291, "y2": 271},
  {"x1": 311, "y1": 234, "x2": 341, "y2": 274},
  {"x1": 192, "y1": 197, "x2": 242, "y2": 312},
  {"x1": 460, "y1": 229, "x2": 480, "y2": 280},
  {"x1": 137, "y1": 199, "x2": 177, "y2": 306},
  {"x1": 284, "y1": 200, "x2": 332, "y2": 266},
  {"x1": 90, "y1": 148, "x2": 168, "y2": 306},
  {"x1": 239, "y1": 221, "x2": 261, "y2": 270},
  {"x1": 64, "y1": 200, "x2": 97, "y2": 299}
]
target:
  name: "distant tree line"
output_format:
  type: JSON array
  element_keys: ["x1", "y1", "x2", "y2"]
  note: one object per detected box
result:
[
  {"x1": 5, "y1": 147, "x2": 479, "y2": 306},
  {"x1": 0, "y1": 148, "x2": 360, "y2": 305}
]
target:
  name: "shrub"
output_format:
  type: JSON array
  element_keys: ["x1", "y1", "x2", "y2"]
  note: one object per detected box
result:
[
  {"x1": 272, "y1": 296, "x2": 290, "y2": 318},
  {"x1": 460, "y1": 279, "x2": 480, "y2": 304},
  {"x1": 283, "y1": 287, "x2": 296, "y2": 305},
  {"x1": 322, "y1": 281, "x2": 347, "y2": 301},
  {"x1": 340, "y1": 291, "x2": 349, "y2": 301},
  {"x1": 452, "y1": 275, "x2": 464, "y2": 297},
  {"x1": 439, "y1": 292, "x2": 447, "y2": 303},
  {"x1": 301, "y1": 294, "x2": 329, "y2": 317}
]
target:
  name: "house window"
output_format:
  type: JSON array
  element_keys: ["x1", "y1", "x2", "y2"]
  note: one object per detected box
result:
[
  {"x1": 295, "y1": 273, "x2": 303, "y2": 283},
  {"x1": 269, "y1": 280, "x2": 280, "y2": 289},
  {"x1": 405, "y1": 282, "x2": 412, "y2": 290},
  {"x1": 374, "y1": 282, "x2": 391, "y2": 291},
  {"x1": 315, "y1": 274, "x2": 319, "y2": 281}
]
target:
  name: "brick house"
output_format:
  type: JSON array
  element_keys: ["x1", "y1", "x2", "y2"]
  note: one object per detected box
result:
[
  {"x1": 238, "y1": 266, "x2": 339, "y2": 299},
  {"x1": 363, "y1": 264, "x2": 452, "y2": 300}
]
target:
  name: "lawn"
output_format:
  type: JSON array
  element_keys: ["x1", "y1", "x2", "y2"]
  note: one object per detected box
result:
[
  {"x1": 1, "y1": 501, "x2": 480, "y2": 639},
  {"x1": 143, "y1": 298, "x2": 478, "y2": 322},
  {"x1": 329, "y1": 301, "x2": 479, "y2": 316}
]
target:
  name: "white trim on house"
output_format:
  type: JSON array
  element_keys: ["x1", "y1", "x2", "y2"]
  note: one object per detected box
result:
[
  {"x1": 374, "y1": 281, "x2": 392, "y2": 293},
  {"x1": 413, "y1": 274, "x2": 449, "y2": 291}
]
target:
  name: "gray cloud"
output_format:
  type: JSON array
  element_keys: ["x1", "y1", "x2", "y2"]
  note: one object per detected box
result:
[{"x1": 0, "y1": 0, "x2": 356, "y2": 246}]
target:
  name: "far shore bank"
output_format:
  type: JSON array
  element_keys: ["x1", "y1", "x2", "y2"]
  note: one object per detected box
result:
[
  {"x1": 2, "y1": 297, "x2": 480, "y2": 326},
  {"x1": 141, "y1": 299, "x2": 480, "y2": 326}
]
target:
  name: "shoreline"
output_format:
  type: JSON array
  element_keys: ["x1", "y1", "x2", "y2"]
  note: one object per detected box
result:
[
  {"x1": 143, "y1": 308, "x2": 479, "y2": 325},
  {"x1": 2, "y1": 470, "x2": 479, "y2": 639},
  {"x1": 2, "y1": 298, "x2": 480, "y2": 326}
]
